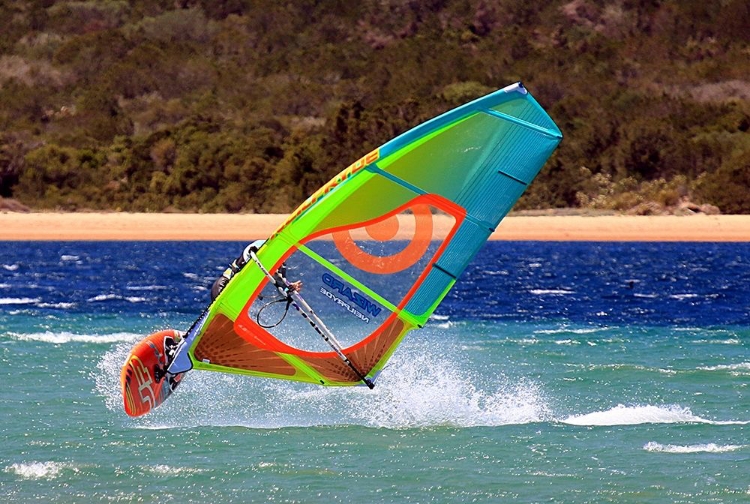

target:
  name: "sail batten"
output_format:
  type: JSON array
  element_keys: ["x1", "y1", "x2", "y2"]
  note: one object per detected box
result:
[{"x1": 481, "y1": 107, "x2": 564, "y2": 139}]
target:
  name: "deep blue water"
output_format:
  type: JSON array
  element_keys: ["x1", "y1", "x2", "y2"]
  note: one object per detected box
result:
[
  {"x1": 6, "y1": 241, "x2": 750, "y2": 325},
  {"x1": 1, "y1": 241, "x2": 749, "y2": 503},
  {"x1": 450, "y1": 242, "x2": 750, "y2": 326}
]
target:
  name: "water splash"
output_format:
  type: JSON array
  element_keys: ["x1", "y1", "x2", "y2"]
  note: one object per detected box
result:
[{"x1": 95, "y1": 334, "x2": 552, "y2": 430}]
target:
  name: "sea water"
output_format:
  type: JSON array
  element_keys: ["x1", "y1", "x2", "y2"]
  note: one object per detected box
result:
[{"x1": 1, "y1": 241, "x2": 749, "y2": 503}]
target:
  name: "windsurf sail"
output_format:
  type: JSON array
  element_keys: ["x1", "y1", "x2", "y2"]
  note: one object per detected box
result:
[{"x1": 172, "y1": 82, "x2": 562, "y2": 387}]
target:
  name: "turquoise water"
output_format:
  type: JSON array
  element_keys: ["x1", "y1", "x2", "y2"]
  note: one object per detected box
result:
[{"x1": 2, "y1": 242, "x2": 749, "y2": 502}]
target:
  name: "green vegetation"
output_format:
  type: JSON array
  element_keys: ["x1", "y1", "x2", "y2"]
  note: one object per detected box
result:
[{"x1": 1, "y1": 0, "x2": 749, "y2": 213}]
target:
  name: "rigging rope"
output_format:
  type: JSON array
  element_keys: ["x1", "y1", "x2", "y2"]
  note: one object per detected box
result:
[
  {"x1": 255, "y1": 296, "x2": 292, "y2": 328},
  {"x1": 248, "y1": 249, "x2": 375, "y2": 389}
]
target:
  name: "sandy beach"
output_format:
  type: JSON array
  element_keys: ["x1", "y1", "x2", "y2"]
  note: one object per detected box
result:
[{"x1": 1, "y1": 212, "x2": 749, "y2": 241}]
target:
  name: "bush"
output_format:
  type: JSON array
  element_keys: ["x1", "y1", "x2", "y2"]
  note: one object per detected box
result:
[
  {"x1": 16, "y1": 144, "x2": 107, "y2": 209},
  {"x1": 694, "y1": 149, "x2": 750, "y2": 214},
  {"x1": 1, "y1": 1, "x2": 750, "y2": 213}
]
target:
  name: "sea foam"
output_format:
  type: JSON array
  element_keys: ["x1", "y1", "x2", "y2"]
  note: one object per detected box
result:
[
  {"x1": 529, "y1": 289, "x2": 574, "y2": 296},
  {"x1": 644, "y1": 442, "x2": 747, "y2": 454},
  {"x1": 698, "y1": 362, "x2": 750, "y2": 373},
  {"x1": 4, "y1": 461, "x2": 78, "y2": 480},
  {"x1": 561, "y1": 404, "x2": 750, "y2": 426},
  {"x1": 0, "y1": 297, "x2": 41, "y2": 305},
  {"x1": 8, "y1": 331, "x2": 140, "y2": 345}
]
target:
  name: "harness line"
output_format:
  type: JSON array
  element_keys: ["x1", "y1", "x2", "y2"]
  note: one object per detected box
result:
[{"x1": 249, "y1": 250, "x2": 375, "y2": 389}]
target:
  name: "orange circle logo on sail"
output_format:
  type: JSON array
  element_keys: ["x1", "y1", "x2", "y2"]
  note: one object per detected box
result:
[{"x1": 332, "y1": 204, "x2": 433, "y2": 274}]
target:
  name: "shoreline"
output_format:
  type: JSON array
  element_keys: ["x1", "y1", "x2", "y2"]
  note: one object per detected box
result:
[{"x1": 1, "y1": 212, "x2": 749, "y2": 242}]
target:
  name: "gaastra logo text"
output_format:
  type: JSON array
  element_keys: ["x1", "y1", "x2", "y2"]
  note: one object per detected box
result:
[
  {"x1": 321, "y1": 273, "x2": 382, "y2": 317},
  {"x1": 271, "y1": 149, "x2": 380, "y2": 238}
]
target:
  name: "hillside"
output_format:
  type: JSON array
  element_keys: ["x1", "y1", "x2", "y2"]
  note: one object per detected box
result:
[{"x1": 1, "y1": 0, "x2": 749, "y2": 213}]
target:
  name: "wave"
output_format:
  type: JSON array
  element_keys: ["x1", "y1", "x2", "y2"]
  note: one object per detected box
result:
[
  {"x1": 553, "y1": 339, "x2": 581, "y2": 345},
  {"x1": 4, "y1": 461, "x2": 78, "y2": 480},
  {"x1": 4, "y1": 460, "x2": 205, "y2": 485},
  {"x1": 7, "y1": 331, "x2": 141, "y2": 344},
  {"x1": 692, "y1": 338, "x2": 742, "y2": 345},
  {"x1": 141, "y1": 464, "x2": 205, "y2": 476},
  {"x1": 579, "y1": 361, "x2": 750, "y2": 377},
  {"x1": 561, "y1": 404, "x2": 750, "y2": 426},
  {"x1": 698, "y1": 362, "x2": 750, "y2": 373},
  {"x1": 429, "y1": 314, "x2": 452, "y2": 328},
  {"x1": 583, "y1": 363, "x2": 678, "y2": 375},
  {"x1": 534, "y1": 327, "x2": 611, "y2": 335},
  {"x1": 670, "y1": 293, "x2": 699, "y2": 300},
  {"x1": 643, "y1": 442, "x2": 747, "y2": 454},
  {"x1": 126, "y1": 285, "x2": 167, "y2": 291},
  {"x1": 483, "y1": 269, "x2": 509, "y2": 276},
  {"x1": 681, "y1": 327, "x2": 743, "y2": 345},
  {"x1": 507, "y1": 338, "x2": 540, "y2": 345},
  {"x1": 432, "y1": 321, "x2": 454, "y2": 329},
  {"x1": 4, "y1": 298, "x2": 99, "y2": 309},
  {"x1": 87, "y1": 294, "x2": 121, "y2": 302},
  {"x1": 35, "y1": 302, "x2": 77, "y2": 309},
  {"x1": 529, "y1": 289, "x2": 574, "y2": 296},
  {"x1": 0, "y1": 297, "x2": 41, "y2": 305},
  {"x1": 85, "y1": 294, "x2": 145, "y2": 303},
  {"x1": 2, "y1": 264, "x2": 19, "y2": 271}
]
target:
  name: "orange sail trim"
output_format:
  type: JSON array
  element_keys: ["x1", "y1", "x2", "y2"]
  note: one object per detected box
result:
[
  {"x1": 308, "y1": 193, "x2": 467, "y2": 244},
  {"x1": 194, "y1": 314, "x2": 297, "y2": 376},
  {"x1": 303, "y1": 317, "x2": 409, "y2": 382},
  {"x1": 231, "y1": 194, "x2": 466, "y2": 358},
  {"x1": 332, "y1": 204, "x2": 434, "y2": 275},
  {"x1": 194, "y1": 312, "x2": 412, "y2": 384}
]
